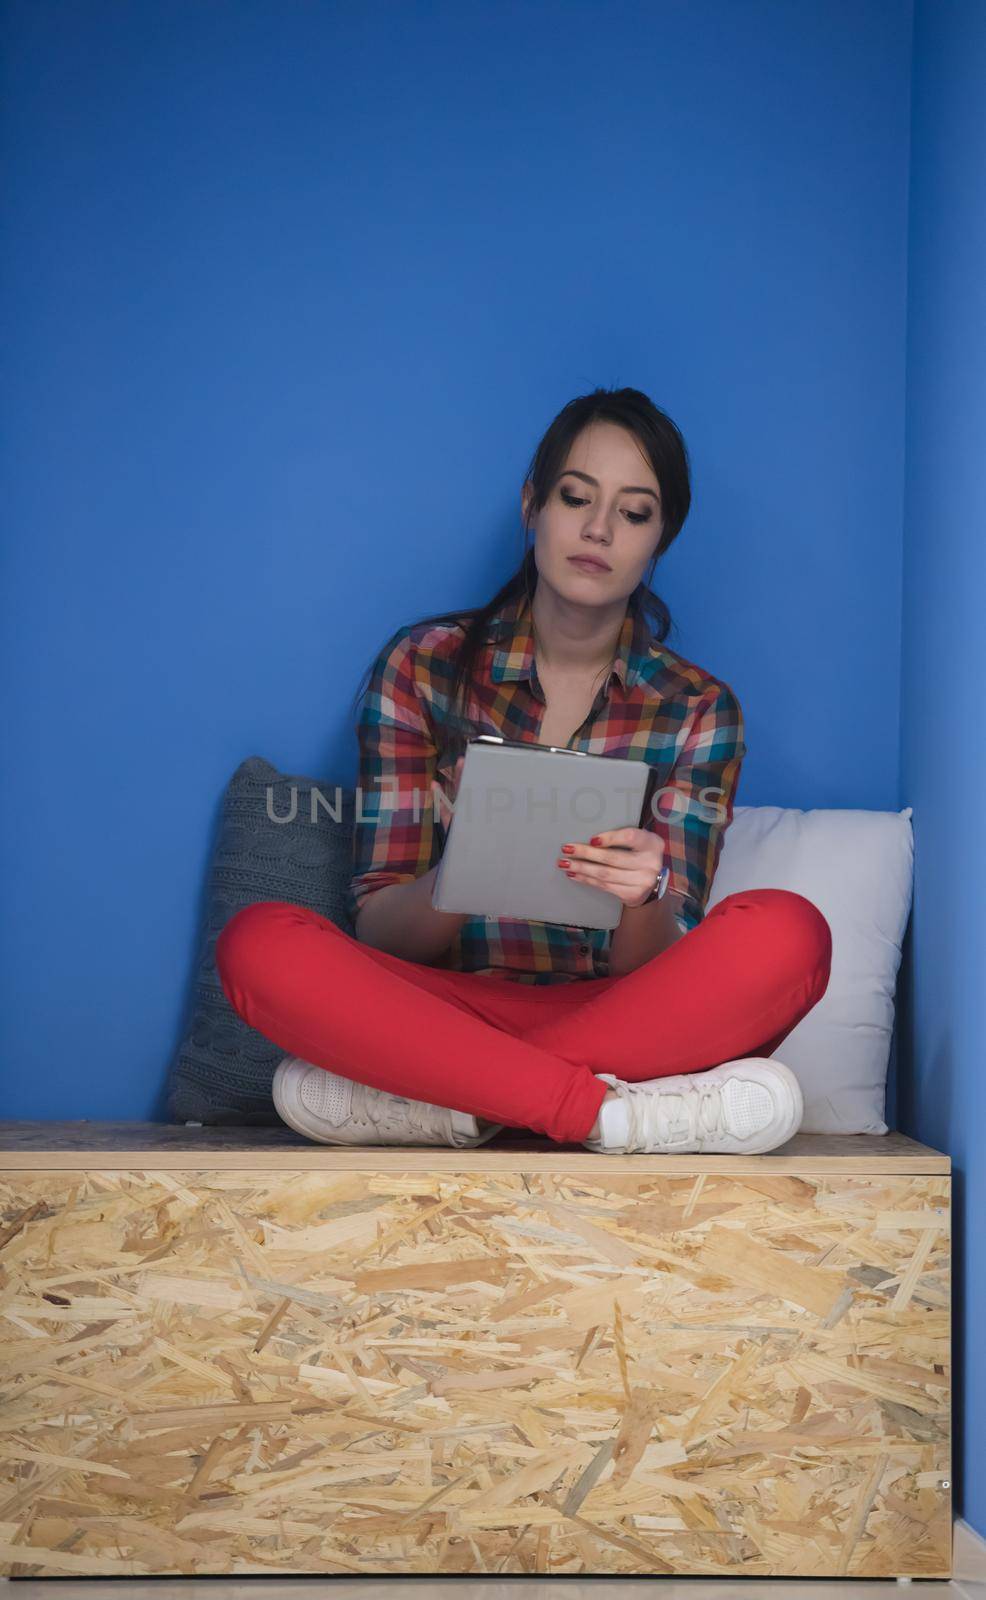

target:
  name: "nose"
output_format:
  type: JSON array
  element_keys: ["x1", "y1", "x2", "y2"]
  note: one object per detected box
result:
[{"x1": 581, "y1": 504, "x2": 614, "y2": 541}]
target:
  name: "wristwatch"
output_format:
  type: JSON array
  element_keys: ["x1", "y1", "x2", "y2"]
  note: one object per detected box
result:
[{"x1": 642, "y1": 862, "x2": 671, "y2": 905}]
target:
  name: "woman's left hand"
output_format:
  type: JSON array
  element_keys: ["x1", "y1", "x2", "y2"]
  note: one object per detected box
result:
[{"x1": 557, "y1": 826, "x2": 667, "y2": 910}]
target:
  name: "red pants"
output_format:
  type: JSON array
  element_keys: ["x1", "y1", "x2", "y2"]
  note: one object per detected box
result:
[{"x1": 215, "y1": 888, "x2": 832, "y2": 1146}]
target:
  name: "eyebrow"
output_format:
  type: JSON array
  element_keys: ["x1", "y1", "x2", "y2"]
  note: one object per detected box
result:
[{"x1": 559, "y1": 469, "x2": 661, "y2": 503}]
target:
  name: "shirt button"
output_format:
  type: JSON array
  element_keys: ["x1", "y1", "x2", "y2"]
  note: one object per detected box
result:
[{"x1": 578, "y1": 943, "x2": 589, "y2": 955}]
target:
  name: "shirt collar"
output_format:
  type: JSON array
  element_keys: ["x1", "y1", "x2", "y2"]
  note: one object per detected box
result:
[{"x1": 486, "y1": 587, "x2": 650, "y2": 693}]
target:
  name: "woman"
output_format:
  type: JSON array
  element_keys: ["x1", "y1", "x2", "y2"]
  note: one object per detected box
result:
[{"x1": 215, "y1": 387, "x2": 832, "y2": 1154}]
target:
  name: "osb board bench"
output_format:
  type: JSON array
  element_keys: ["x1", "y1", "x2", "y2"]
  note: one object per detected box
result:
[{"x1": 0, "y1": 1121, "x2": 951, "y2": 1581}]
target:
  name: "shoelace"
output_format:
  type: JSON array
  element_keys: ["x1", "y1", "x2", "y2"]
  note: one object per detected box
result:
[
  {"x1": 610, "y1": 1075, "x2": 731, "y2": 1152},
  {"x1": 348, "y1": 1078, "x2": 446, "y2": 1141}
]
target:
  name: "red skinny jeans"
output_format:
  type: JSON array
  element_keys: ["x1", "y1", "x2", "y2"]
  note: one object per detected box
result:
[{"x1": 214, "y1": 888, "x2": 832, "y2": 1145}]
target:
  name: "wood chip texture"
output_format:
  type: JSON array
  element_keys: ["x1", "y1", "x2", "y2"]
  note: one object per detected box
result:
[{"x1": 0, "y1": 1142, "x2": 951, "y2": 1578}]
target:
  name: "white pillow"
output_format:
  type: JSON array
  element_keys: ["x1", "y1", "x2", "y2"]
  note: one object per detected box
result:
[{"x1": 707, "y1": 805, "x2": 914, "y2": 1134}]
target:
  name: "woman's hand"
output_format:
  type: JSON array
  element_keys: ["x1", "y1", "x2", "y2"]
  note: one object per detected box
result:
[{"x1": 557, "y1": 826, "x2": 666, "y2": 909}]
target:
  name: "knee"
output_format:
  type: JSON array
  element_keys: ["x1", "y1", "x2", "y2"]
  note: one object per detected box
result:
[
  {"x1": 214, "y1": 899, "x2": 312, "y2": 991},
  {"x1": 719, "y1": 887, "x2": 832, "y2": 985}
]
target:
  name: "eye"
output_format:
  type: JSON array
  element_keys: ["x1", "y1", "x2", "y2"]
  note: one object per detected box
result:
[{"x1": 560, "y1": 487, "x2": 652, "y2": 524}]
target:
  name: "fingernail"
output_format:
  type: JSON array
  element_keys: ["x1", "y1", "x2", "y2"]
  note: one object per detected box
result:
[{"x1": 561, "y1": 844, "x2": 574, "y2": 854}]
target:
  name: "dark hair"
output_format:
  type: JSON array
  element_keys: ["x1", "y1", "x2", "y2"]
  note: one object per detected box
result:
[{"x1": 349, "y1": 385, "x2": 691, "y2": 731}]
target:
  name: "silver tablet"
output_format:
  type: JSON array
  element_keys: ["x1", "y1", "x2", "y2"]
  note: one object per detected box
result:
[{"x1": 430, "y1": 734, "x2": 653, "y2": 930}]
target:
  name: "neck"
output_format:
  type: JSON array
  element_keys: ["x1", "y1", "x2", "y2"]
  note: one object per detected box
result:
[{"x1": 529, "y1": 584, "x2": 626, "y2": 677}]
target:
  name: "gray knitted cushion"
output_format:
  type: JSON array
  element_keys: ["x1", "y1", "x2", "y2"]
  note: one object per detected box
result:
[{"x1": 166, "y1": 755, "x2": 356, "y2": 1125}]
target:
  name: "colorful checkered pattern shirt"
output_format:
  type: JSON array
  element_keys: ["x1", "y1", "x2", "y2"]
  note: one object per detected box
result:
[{"x1": 347, "y1": 588, "x2": 746, "y2": 984}]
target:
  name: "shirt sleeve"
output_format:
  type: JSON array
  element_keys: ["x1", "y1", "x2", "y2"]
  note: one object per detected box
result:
[
  {"x1": 345, "y1": 628, "x2": 439, "y2": 926},
  {"x1": 642, "y1": 681, "x2": 746, "y2": 936}
]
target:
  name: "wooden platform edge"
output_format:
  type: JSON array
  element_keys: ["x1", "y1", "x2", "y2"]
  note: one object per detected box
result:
[{"x1": 0, "y1": 1120, "x2": 951, "y2": 1174}]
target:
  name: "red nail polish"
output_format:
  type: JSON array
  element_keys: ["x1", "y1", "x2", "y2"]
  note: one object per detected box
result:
[
  {"x1": 590, "y1": 836, "x2": 602, "y2": 846},
  {"x1": 561, "y1": 844, "x2": 574, "y2": 854}
]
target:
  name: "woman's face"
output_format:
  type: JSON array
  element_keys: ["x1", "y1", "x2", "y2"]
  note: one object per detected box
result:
[{"x1": 522, "y1": 421, "x2": 665, "y2": 606}]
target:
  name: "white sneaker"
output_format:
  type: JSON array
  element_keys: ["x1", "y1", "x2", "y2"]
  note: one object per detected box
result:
[
  {"x1": 581, "y1": 1057, "x2": 804, "y2": 1155},
  {"x1": 271, "y1": 1058, "x2": 506, "y2": 1148}
]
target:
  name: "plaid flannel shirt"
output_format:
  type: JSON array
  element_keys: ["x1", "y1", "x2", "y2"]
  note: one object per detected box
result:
[{"x1": 347, "y1": 588, "x2": 746, "y2": 984}]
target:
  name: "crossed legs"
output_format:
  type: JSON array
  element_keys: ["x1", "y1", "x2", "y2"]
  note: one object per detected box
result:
[{"x1": 215, "y1": 888, "x2": 832, "y2": 1145}]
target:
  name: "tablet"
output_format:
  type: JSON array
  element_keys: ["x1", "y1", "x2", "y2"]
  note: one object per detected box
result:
[{"x1": 430, "y1": 734, "x2": 653, "y2": 930}]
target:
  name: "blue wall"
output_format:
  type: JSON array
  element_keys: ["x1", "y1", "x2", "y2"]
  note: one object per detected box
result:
[
  {"x1": 899, "y1": 0, "x2": 986, "y2": 1545},
  {"x1": 0, "y1": 0, "x2": 912, "y2": 1124}
]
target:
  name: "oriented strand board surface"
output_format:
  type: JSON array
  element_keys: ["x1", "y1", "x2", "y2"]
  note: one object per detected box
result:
[{"x1": 0, "y1": 1165, "x2": 950, "y2": 1579}]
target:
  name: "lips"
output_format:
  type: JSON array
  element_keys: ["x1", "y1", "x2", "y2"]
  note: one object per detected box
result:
[{"x1": 568, "y1": 556, "x2": 611, "y2": 572}]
